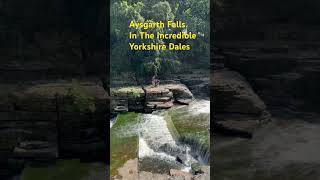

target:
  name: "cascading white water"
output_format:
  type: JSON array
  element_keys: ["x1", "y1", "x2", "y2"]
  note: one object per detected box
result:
[
  {"x1": 139, "y1": 137, "x2": 175, "y2": 161},
  {"x1": 110, "y1": 100, "x2": 209, "y2": 173},
  {"x1": 139, "y1": 114, "x2": 176, "y2": 149},
  {"x1": 138, "y1": 113, "x2": 198, "y2": 172},
  {"x1": 110, "y1": 117, "x2": 116, "y2": 128},
  {"x1": 188, "y1": 100, "x2": 210, "y2": 115},
  {"x1": 138, "y1": 113, "x2": 177, "y2": 162},
  {"x1": 169, "y1": 99, "x2": 210, "y2": 165},
  {"x1": 181, "y1": 146, "x2": 193, "y2": 172}
]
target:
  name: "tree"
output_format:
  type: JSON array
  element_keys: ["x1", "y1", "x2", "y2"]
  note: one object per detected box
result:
[{"x1": 110, "y1": 0, "x2": 210, "y2": 82}]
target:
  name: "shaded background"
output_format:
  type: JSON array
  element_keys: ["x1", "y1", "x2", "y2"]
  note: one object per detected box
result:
[
  {"x1": 213, "y1": 0, "x2": 320, "y2": 179},
  {"x1": 0, "y1": 0, "x2": 109, "y2": 179}
]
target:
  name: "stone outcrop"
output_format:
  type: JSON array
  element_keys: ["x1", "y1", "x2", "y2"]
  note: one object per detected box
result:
[
  {"x1": 111, "y1": 84, "x2": 194, "y2": 113},
  {"x1": 213, "y1": 69, "x2": 266, "y2": 115},
  {"x1": 179, "y1": 69, "x2": 210, "y2": 98},
  {"x1": 1, "y1": 1, "x2": 108, "y2": 179},
  {"x1": 113, "y1": 159, "x2": 209, "y2": 180},
  {"x1": 0, "y1": 80, "x2": 107, "y2": 179},
  {"x1": 112, "y1": 159, "x2": 138, "y2": 180},
  {"x1": 212, "y1": 69, "x2": 270, "y2": 133},
  {"x1": 214, "y1": 0, "x2": 320, "y2": 114}
]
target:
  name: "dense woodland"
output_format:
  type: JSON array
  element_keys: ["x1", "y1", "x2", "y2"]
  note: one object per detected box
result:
[{"x1": 110, "y1": 0, "x2": 210, "y2": 81}]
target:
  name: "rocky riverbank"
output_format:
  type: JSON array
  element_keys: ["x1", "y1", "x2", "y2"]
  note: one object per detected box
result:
[
  {"x1": 112, "y1": 159, "x2": 210, "y2": 180},
  {"x1": 212, "y1": 68, "x2": 271, "y2": 135},
  {"x1": 111, "y1": 84, "x2": 194, "y2": 113},
  {"x1": 110, "y1": 82, "x2": 210, "y2": 179},
  {"x1": 0, "y1": 79, "x2": 108, "y2": 179},
  {"x1": 213, "y1": 1, "x2": 320, "y2": 179}
]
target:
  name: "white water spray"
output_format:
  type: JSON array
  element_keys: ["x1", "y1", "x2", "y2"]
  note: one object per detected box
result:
[
  {"x1": 139, "y1": 137, "x2": 176, "y2": 161},
  {"x1": 188, "y1": 100, "x2": 210, "y2": 115}
]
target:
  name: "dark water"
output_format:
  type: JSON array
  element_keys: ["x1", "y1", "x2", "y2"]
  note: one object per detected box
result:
[{"x1": 214, "y1": 118, "x2": 320, "y2": 180}]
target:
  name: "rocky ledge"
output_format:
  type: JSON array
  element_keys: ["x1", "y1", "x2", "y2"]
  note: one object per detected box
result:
[
  {"x1": 0, "y1": 79, "x2": 108, "y2": 179},
  {"x1": 112, "y1": 159, "x2": 209, "y2": 180},
  {"x1": 212, "y1": 68, "x2": 271, "y2": 136},
  {"x1": 111, "y1": 84, "x2": 194, "y2": 113}
]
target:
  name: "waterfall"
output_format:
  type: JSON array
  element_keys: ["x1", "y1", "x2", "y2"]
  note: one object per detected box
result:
[
  {"x1": 111, "y1": 100, "x2": 210, "y2": 174},
  {"x1": 188, "y1": 99, "x2": 210, "y2": 115},
  {"x1": 110, "y1": 116, "x2": 116, "y2": 128},
  {"x1": 171, "y1": 99, "x2": 210, "y2": 165},
  {"x1": 139, "y1": 113, "x2": 176, "y2": 149},
  {"x1": 139, "y1": 137, "x2": 175, "y2": 161},
  {"x1": 181, "y1": 146, "x2": 192, "y2": 172},
  {"x1": 138, "y1": 112, "x2": 199, "y2": 173}
]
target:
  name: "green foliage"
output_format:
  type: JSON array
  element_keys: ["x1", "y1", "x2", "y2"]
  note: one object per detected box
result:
[
  {"x1": 65, "y1": 81, "x2": 96, "y2": 113},
  {"x1": 129, "y1": 88, "x2": 141, "y2": 98},
  {"x1": 178, "y1": 0, "x2": 210, "y2": 34},
  {"x1": 151, "y1": 1, "x2": 175, "y2": 21},
  {"x1": 143, "y1": 57, "x2": 161, "y2": 76},
  {"x1": 111, "y1": 0, "x2": 210, "y2": 80}
]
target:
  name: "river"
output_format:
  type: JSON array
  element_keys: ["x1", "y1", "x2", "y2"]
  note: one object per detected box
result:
[{"x1": 110, "y1": 99, "x2": 210, "y2": 174}]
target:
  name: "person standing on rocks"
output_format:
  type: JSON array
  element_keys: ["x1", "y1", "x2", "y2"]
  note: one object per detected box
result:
[{"x1": 152, "y1": 75, "x2": 160, "y2": 87}]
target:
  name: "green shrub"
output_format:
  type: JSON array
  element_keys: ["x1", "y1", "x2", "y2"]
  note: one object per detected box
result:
[{"x1": 65, "y1": 80, "x2": 96, "y2": 113}]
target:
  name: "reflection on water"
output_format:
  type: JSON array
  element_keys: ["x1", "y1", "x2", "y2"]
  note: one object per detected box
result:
[{"x1": 214, "y1": 118, "x2": 320, "y2": 180}]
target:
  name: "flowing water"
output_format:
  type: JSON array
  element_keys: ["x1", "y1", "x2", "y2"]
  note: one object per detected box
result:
[
  {"x1": 138, "y1": 112, "x2": 199, "y2": 174},
  {"x1": 169, "y1": 99, "x2": 210, "y2": 164},
  {"x1": 110, "y1": 99, "x2": 210, "y2": 174},
  {"x1": 110, "y1": 117, "x2": 116, "y2": 128},
  {"x1": 187, "y1": 99, "x2": 210, "y2": 115}
]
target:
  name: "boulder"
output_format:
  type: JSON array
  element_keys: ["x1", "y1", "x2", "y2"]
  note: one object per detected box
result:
[
  {"x1": 212, "y1": 69, "x2": 266, "y2": 115},
  {"x1": 12, "y1": 80, "x2": 108, "y2": 112},
  {"x1": 0, "y1": 79, "x2": 107, "y2": 178},
  {"x1": 191, "y1": 163, "x2": 203, "y2": 175},
  {"x1": 212, "y1": 69, "x2": 270, "y2": 136},
  {"x1": 111, "y1": 84, "x2": 194, "y2": 113},
  {"x1": 162, "y1": 84, "x2": 194, "y2": 100},
  {"x1": 194, "y1": 166, "x2": 210, "y2": 180}
]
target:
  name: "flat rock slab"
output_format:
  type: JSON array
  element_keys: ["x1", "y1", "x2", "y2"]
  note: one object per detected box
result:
[
  {"x1": 111, "y1": 84, "x2": 194, "y2": 112},
  {"x1": 20, "y1": 81, "x2": 107, "y2": 99},
  {"x1": 10, "y1": 80, "x2": 108, "y2": 112},
  {"x1": 13, "y1": 147, "x2": 57, "y2": 159},
  {"x1": 112, "y1": 159, "x2": 138, "y2": 180},
  {"x1": 170, "y1": 169, "x2": 193, "y2": 179}
]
